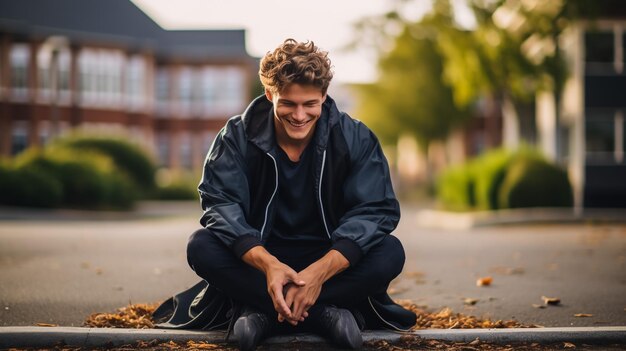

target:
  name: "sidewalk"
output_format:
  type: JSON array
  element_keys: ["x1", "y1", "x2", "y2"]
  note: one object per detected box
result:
[
  {"x1": 1, "y1": 326, "x2": 625, "y2": 349},
  {"x1": 415, "y1": 207, "x2": 626, "y2": 230}
]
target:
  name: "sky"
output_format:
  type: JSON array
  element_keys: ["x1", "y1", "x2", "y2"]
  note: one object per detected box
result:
[{"x1": 131, "y1": 0, "x2": 436, "y2": 84}]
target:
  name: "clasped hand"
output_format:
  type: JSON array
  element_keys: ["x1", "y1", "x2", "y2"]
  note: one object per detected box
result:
[{"x1": 266, "y1": 262, "x2": 323, "y2": 325}]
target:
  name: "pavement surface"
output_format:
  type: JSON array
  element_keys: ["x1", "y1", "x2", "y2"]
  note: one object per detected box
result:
[
  {"x1": 2, "y1": 326, "x2": 626, "y2": 349},
  {"x1": 0, "y1": 201, "x2": 625, "y2": 331}
]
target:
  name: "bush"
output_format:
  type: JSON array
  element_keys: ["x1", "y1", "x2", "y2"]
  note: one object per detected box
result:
[
  {"x1": 54, "y1": 135, "x2": 156, "y2": 194},
  {"x1": 435, "y1": 147, "x2": 566, "y2": 211},
  {"x1": 472, "y1": 149, "x2": 512, "y2": 210},
  {"x1": 436, "y1": 164, "x2": 476, "y2": 211},
  {"x1": 0, "y1": 161, "x2": 63, "y2": 208},
  {"x1": 152, "y1": 169, "x2": 198, "y2": 200},
  {"x1": 14, "y1": 148, "x2": 136, "y2": 210},
  {"x1": 499, "y1": 157, "x2": 573, "y2": 208},
  {"x1": 154, "y1": 182, "x2": 198, "y2": 200}
]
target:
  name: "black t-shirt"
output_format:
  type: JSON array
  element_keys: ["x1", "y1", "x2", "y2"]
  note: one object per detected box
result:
[{"x1": 269, "y1": 141, "x2": 328, "y2": 246}]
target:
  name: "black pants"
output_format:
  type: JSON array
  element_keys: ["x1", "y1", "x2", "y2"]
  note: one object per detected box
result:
[{"x1": 186, "y1": 228, "x2": 406, "y2": 318}]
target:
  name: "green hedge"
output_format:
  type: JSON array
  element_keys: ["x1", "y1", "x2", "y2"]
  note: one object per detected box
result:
[
  {"x1": 435, "y1": 164, "x2": 475, "y2": 211},
  {"x1": 0, "y1": 161, "x2": 63, "y2": 208},
  {"x1": 499, "y1": 157, "x2": 573, "y2": 208},
  {"x1": 13, "y1": 148, "x2": 136, "y2": 210},
  {"x1": 152, "y1": 169, "x2": 198, "y2": 200},
  {"x1": 436, "y1": 148, "x2": 573, "y2": 211},
  {"x1": 53, "y1": 135, "x2": 156, "y2": 194}
]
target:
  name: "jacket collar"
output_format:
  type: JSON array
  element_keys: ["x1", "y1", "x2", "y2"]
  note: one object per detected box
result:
[{"x1": 241, "y1": 94, "x2": 341, "y2": 153}]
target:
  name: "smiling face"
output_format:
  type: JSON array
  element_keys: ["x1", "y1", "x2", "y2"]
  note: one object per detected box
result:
[{"x1": 266, "y1": 83, "x2": 326, "y2": 150}]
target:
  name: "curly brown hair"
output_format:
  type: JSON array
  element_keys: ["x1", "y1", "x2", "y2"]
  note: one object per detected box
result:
[{"x1": 259, "y1": 39, "x2": 333, "y2": 95}]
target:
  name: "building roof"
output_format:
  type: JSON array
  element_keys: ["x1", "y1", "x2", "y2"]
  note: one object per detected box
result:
[{"x1": 0, "y1": 0, "x2": 253, "y2": 61}]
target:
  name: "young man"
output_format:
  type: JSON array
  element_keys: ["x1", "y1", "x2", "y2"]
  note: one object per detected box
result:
[{"x1": 186, "y1": 39, "x2": 415, "y2": 350}]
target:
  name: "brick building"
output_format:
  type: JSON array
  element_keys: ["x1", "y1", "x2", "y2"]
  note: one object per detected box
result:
[{"x1": 0, "y1": 0, "x2": 258, "y2": 170}]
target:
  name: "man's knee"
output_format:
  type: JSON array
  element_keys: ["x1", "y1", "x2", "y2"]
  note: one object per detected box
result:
[
  {"x1": 187, "y1": 227, "x2": 224, "y2": 271},
  {"x1": 368, "y1": 235, "x2": 406, "y2": 281}
]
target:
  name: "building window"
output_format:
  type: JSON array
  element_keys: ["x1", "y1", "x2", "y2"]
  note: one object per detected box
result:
[
  {"x1": 38, "y1": 120, "x2": 51, "y2": 146},
  {"x1": 10, "y1": 44, "x2": 30, "y2": 101},
  {"x1": 177, "y1": 67, "x2": 196, "y2": 117},
  {"x1": 201, "y1": 67, "x2": 218, "y2": 114},
  {"x1": 156, "y1": 133, "x2": 170, "y2": 167},
  {"x1": 221, "y1": 66, "x2": 246, "y2": 114},
  {"x1": 179, "y1": 133, "x2": 193, "y2": 169},
  {"x1": 37, "y1": 47, "x2": 71, "y2": 104},
  {"x1": 11, "y1": 121, "x2": 28, "y2": 155},
  {"x1": 78, "y1": 48, "x2": 123, "y2": 108},
  {"x1": 585, "y1": 30, "x2": 615, "y2": 74},
  {"x1": 586, "y1": 109, "x2": 617, "y2": 164},
  {"x1": 126, "y1": 55, "x2": 146, "y2": 111},
  {"x1": 155, "y1": 68, "x2": 170, "y2": 117},
  {"x1": 200, "y1": 66, "x2": 245, "y2": 118}
]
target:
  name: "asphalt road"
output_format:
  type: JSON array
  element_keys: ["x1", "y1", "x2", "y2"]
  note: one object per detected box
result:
[{"x1": 0, "y1": 202, "x2": 625, "y2": 328}]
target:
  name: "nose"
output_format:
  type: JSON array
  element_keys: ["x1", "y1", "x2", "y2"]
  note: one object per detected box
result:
[{"x1": 292, "y1": 105, "x2": 306, "y2": 121}]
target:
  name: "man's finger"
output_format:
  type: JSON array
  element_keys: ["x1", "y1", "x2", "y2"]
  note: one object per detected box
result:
[
  {"x1": 271, "y1": 283, "x2": 291, "y2": 318},
  {"x1": 286, "y1": 271, "x2": 306, "y2": 286}
]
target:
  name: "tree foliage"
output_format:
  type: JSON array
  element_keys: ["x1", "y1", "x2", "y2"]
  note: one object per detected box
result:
[
  {"x1": 355, "y1": 20, "x2": 469, "y2": 149},
  {"x1": 351, "y1": 0, "x2": 601, "y2": 148}
]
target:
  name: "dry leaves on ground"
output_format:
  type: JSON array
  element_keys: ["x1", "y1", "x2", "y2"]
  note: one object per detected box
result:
[
  {"x1": 541, "y1": 296, "x2": 561, "y2": 306},
  {"x1": 463, "y1": 297, "x2": 479, "y2": 305},
  {"x1": 477, "y1": 276, "x2": 493, "y2": 287},
  {"x1": 83, "y1": 303, "x2": 159, "y2": 328},
  {"x1": 367, "y1": 336, "x2": 581, "y2": 351},
  {"x1": 85, "y1": 300, "x2": 533, "y2": 330},
  {"x1": 395, "y1": 300, "x2": 532, "y2": 329}
]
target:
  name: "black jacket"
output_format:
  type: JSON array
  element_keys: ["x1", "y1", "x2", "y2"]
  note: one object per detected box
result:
[
  {"x1": 199, "y1": 95, "x2": 400, "y2": 265},
  {"x1": 154, "y1": 96, "x2": 416, "y2": 332}
]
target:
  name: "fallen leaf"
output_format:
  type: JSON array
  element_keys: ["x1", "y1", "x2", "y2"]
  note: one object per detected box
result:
[
  {"x1": 574, "y1": 313, "x2": 593, "y2": 317},
  {"x1": 532, "y1": 304, "x2": 547, "y2": 309},
  {"x1": 35, "y1": 323, "x2": 58, "y2": 327},
  {"x1": 469, "y1": 337, "x2": 480, "y2": 345},
  {"x1": 476, "y1": 276, "x2": 493, "y2": 286},
  {"x1": 463, "y1": 298, "x2": 479, "y2": 305},
  {"x1": 564, "y1": 341, "x2": 576, "y2": 348},
  {"x1": 541, "y1": 296, "x2": 561, "y2": 305}
]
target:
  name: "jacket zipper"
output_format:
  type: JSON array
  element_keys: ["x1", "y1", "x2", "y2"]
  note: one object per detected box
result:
[
  {"x1": 318, "y1": 150, "x2": 331, "y2": 239},
  {"x1": 261, "y1": 153, "x2": 279, "y2": 239}
]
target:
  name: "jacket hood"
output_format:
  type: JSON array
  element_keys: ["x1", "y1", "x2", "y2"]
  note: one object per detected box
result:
[{"x1": 240, "y1": 94, "x2": 341, "y2": 153}]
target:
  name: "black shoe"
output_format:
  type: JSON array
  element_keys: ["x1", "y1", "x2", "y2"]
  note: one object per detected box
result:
[
  {"x1": 316, "y1": 306, "x2": 363, "y2": 349},
  {"x1": 233, "y1": 307, "x2": 270, "y2": 351}
]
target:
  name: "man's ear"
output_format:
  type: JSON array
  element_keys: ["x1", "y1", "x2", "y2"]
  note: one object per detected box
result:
[
  {"x1": 322, "y1": 94, "x2": 327, "y2": 103},
  {"x1": 265, "y1": 88, "x2": 273, "y2": 102}
]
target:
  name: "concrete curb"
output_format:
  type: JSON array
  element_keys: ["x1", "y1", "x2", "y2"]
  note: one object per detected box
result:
[
  {"x1": 1, "y1": 326, "x2": 625, "y2": 348},
  {"x1": 415, "y1": 208, "x2": 626, "y2": 230}
]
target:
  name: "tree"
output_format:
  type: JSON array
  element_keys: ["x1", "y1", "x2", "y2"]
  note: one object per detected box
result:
[
  {"x1": 354, "y1": 21, "x2": 469, "y2": 151},
  {"x1": 352, "y1": 0, "x2": 598, "y2": 152}
]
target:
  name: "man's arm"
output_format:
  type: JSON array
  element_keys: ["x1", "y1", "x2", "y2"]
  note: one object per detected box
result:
[
  {"x1": 284, "y1": 249, "x2": 349, "y2": 324},
  {"x1": 241, "y1": 246, "x2": 306, "y2": 321}
]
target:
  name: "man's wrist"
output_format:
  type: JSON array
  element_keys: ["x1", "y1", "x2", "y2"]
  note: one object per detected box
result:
[
  {"x1": 306, "y1": 249, "x2": 349, "y2": 283},
  {"x1": 242, "y1": 246, "x2": 279, "y2": 274}
]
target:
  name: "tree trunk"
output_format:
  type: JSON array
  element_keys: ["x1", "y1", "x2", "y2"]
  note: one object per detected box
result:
[{"x1": 501, "y1": 94, "x2": 520, "y2": 150}]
